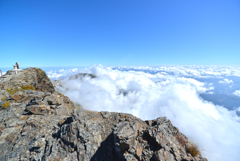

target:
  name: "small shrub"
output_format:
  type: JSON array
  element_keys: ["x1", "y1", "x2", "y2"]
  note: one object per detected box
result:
[
  {"x1": 186, "y1": 144, "x2": 200, "y2": 157},
  {"x1": 1, "y1": 97, "x2": 6, "y2": 101},
  {"x1": 2, "y1": 101, "x2": 9, "y2": 109},
  {"x1": 21, "y1": 85, "x2": 35, "y2": 90}
]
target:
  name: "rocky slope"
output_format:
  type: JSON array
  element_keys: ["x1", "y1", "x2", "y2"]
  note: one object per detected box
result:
[{"x1": 0, "y1": 68, "x2": 208, "y2": 161}]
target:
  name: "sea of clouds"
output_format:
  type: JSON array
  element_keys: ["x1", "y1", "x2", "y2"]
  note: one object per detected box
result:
[{"x1": 46, "y1": 65, "x2": 240, "y2": 161}]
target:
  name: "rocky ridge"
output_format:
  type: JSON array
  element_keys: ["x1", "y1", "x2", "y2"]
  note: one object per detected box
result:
[{"x1": 0, "y1": 68, "x2": 207, "y2": 161}]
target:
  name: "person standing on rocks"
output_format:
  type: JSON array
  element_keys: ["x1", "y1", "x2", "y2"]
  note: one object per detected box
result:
[{"x1": 16, "y1": 62, "x2": 19, "y2": 69}]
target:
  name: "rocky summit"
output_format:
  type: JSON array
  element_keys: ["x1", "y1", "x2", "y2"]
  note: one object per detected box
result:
[{"x1": 0, "y1": 68, "x2": 208, "y2": 161}]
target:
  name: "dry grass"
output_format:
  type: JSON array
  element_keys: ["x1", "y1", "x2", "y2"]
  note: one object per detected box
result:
[{"x1": 186, "y1": 144, "x2": 200, "y2": 157}]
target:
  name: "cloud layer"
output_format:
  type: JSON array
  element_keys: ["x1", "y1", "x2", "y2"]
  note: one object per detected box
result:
[
  {"x1": 233, "y1": 90, "x2": 240, "y2": 97},
  {"x1": 218, "y1": 78, "x2": 234, "y2": 84},
  {"x1": 112, "y1": 65, "x2": 240, "y2": 77},
  {"x1": 47, "y1": 65, "x2": 240, "y2": 161}
]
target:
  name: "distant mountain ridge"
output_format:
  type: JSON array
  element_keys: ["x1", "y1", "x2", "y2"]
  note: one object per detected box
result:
[{"x1": 200, "y1": 93, "x2": 240, "y2": 110}]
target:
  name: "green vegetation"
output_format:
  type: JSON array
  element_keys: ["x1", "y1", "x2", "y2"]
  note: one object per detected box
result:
[
  {"x1": 6, "y1": 87, "x2": 19, "y2": 95},
  {"x1": 6, "y1": 85, "x2": 35, "y2": 95},
  {"x1": 186, "y1": 144, "x2": 200, "y2": 157},
  {"x1": 2, "y1": 101, "x2": 9, "y2": 109},
  {"x1": 1, "y1": 97, "x2": 6, "y2": 101},
  {"x1": 21, "y1": 85, "x2": 35, "y2": 90}
]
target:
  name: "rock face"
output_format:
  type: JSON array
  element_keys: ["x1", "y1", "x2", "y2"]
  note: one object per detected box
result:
[
  {"x1": 0, "y1": 68, "x2": 207, "y2": 161},
  {"x1": 0, "y1": 68, "x2": 54, "y2": 98},
  {"x1": 69, "y1": 73, "x2": 96, "y2": 80}
]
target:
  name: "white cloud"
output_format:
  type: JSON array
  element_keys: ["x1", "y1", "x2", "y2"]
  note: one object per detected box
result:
[
  {"x1": 233, "y1": 90, "x2": 240, "y2": 97},
  {"x1": 218, "y1": 79, "x2": 234, "y2": 84},
  {"x1": 112, "y1": 65, "x2": 240, "y2": 77},
  {"x1": 47, "y1": 68, "x2": 81, "y2": 80},
  {"x1": 48, "y1": 65, "x2": 240, "y2": 161}
]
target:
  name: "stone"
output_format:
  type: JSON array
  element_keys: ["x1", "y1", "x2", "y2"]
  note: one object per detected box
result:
[
  {"x1": 0, "y1": 68, "x2": 55, "y2": 94},
  {"x1": 0, "y1": 68, "x2": 208, "y2": 161}
]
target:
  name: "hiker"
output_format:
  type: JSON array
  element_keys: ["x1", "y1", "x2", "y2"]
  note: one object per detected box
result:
[{"x1": 16, "y1": 62, "x2": 19, "y2": 69}]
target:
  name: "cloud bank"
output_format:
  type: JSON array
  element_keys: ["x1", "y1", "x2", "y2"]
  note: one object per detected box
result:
[
  {"x1": 112, "y1": 65, "x2": 240, "y2": 77},
  {"x1": 218, "y1": 78, "x2": 234, "y2": 84},
  {"x1": 47, "y1": 65, "x2": 240, "y2": 161},
  {"x1": 233, "y1": 90, "x2": 240, "y2": 97}
]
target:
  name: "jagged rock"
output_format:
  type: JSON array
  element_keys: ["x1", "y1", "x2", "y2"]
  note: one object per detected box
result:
[
  {"x1": 0, "y1": 90, "x2": 9, "y2": 101},
  {"x1": 69, "y1": 73, "x2": 96, "y2": 80},
  {"x1": 0, "y1": 68, "x2": 208, "y2": 161},
  {"x1": 51, "y1": 72, "x2": 96, "y2": 89},
  {"x1": 52, "y1": 80, "x2": 62, "y2": 87},
  {"x1": 0, "y1": 68, "x2": 54, "y2": 94}
]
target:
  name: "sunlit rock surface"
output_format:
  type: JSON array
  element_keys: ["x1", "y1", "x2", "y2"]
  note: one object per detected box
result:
[{"x1": 0, "y1": 68, "x2": 207, "y2": 161}]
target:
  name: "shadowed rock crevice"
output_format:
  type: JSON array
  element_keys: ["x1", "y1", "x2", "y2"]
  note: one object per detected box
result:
[
  {"x1": 90, "y1": 132, "x2": 118, "y2": 161},
  {"x1": 142, "y1": 131, "x2": 162, "y2": 152}
]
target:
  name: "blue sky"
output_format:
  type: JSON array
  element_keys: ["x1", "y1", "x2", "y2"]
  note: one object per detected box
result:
[{"x1": 0, "y1": 0, "x2": 240, "y2": 67}]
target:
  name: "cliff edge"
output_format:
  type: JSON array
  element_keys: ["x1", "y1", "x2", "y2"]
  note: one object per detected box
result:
[{"x1": 0, "y1": 68, "x2": 208, "y2": 161}]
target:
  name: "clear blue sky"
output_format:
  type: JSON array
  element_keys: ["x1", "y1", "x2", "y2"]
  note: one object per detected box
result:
[{"x1": 0, "y1": 0, "x2": 240, "y2": 67}]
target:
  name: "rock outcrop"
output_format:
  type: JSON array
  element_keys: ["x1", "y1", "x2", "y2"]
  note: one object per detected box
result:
[
  {"x1": 0, "y1": 68, "x2": 208, "y2": 161},
  {"x1": 0, "y1": 68, "x2": 54, "y2": 100}
]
